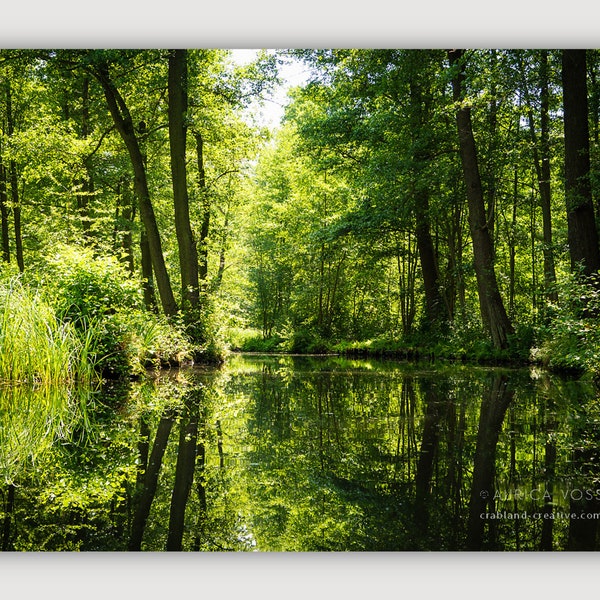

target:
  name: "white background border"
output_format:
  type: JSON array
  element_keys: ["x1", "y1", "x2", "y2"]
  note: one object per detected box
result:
[{"x1": 2, "y1": 0, "x2": 600, "y2": 596}]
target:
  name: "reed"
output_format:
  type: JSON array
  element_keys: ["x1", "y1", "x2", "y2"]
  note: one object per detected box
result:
[{"x1": 0, "y1": 277, "x2": 96, "y2": 384}]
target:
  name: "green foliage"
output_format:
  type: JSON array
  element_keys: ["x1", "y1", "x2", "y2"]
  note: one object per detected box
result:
[
  {"x1": 236, "y1": 332, "x2": 285, "y2": 353},
  {"x1": 41, "y1": 244, "x2": 143, "y2": 322},
  {"x1": 0, "y1": 274, "x2": 94, "y2": 384},
  {"x1": 35, "y1": 245, "x2": 193, "y2": 378},
  {"x1": 282, "y1": 327, "x2": 330, "y2": 354},
  {"x1": 535, "y1": 274, "x2": 600, "y2": 378}
]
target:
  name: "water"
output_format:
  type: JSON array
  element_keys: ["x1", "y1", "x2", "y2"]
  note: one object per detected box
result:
[{"x1": 2, "y1": 353, "x2": 599, "y2": 551}]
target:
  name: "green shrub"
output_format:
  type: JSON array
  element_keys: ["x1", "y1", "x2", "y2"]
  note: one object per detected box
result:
[
  {"x1": 535, "y1": 273, "x2": 600, "y2": 377},
  {"x1": 283, "y1": 328, "x2": 329, "y2": 354},
  {"x1": 37, "y1": 244, "x2": 194, "y2": 378},
  {"x1": 239, "y1": 333, "x2": 284, "y2": 353},
  {"x1": 40, "y1": 244, "x2": 143, "y2": 323}
]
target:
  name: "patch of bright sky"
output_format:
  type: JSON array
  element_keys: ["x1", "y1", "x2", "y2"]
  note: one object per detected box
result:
[{"x1": 230, "y1": 49, "x2": 312, "y2": 130}]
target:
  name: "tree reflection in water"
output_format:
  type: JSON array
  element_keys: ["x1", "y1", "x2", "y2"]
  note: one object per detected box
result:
[{"x1": 1, "y1": 355, "x2": 599, "y2": 551}]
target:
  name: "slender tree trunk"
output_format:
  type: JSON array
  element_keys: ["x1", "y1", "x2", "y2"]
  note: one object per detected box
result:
[
  {"x1": 9, "y1": 166, "x2": 23, "y2": 272},
  {"x1": 195, "y1": 132, "x2": 210, "y2": 282},
  {"x1": 168, "y1": 49, "x2": 200, "y2": 311},
  {"x1": 448, "y1": 49, "x2": 514, "y2": 349},
  {"x1": 508, "y1": 169, "x2": 518, "y2": 318},
  {"x1": 518, "y1": 49, "x2": 558, "y2": 304},
  {"x1": 485, "y1": 49, "x2": 499, "y2": 256},
  {"x1": 140, "y1": 227, "x2": 158, "y2": 313},
  {"x1": 408, "y1": 76, "x2": 448, "y2": 328},
  {"x1": 115, "y1": 177, "x2": 135, "y2": 274},
  {"x1": 92, "y1": 60, "x2": 178, "y2": 316},
  {"x1": 562, "y1": 49, "x2": 600, "y2": 277},
  {"x1": 538, "y1": 51, "x2": 558, "y2": 302},
  {"x1": 77, "y1": 75, "x2": 93, "y2": 241},
  {"x1": 0, "y1": 160, "x2": 10, "y2": 262}
]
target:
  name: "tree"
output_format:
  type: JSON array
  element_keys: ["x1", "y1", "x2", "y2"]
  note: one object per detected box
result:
[
  {"x1": 168, "y1": 49, "x2": 200, "y2": 313},
  {"x1": 448, "y1": 49, "x2": 514, "y2": 350},
  {"x1": 561, "y1": 49, "x2": 600, "y2": 278},
  {"x1": 85, "y1": 52, "x2": 179, "y2": 317}
]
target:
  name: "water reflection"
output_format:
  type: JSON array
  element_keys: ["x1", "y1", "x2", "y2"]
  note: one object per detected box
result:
[{"x1": 1, "y1": 355, "x2": 600, "y2": 551}]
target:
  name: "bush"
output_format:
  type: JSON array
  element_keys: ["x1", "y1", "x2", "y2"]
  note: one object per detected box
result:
[
  {"x1": 240, "y1": 334, "x2": 285, "y2": 353},
  {"x1": 535, "y1": 273, "x2": 600, "y2": 377},
  {"x1": 283, "y1": 328, "x2": 329, "y2": 354},
  {"x1": 37, "y1": 245, "x2": 193, "y2": 378},
  {"x1": 40, "y1": 244, "x2": 143, "y2": 323}
]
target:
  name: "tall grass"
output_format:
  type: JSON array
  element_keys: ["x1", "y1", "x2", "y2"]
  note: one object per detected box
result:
[{"x1": 0, "y1": 277, "x2": 95, "y2": 384}]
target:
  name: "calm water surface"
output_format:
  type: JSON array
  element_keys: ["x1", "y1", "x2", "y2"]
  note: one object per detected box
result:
[{"x1": 2, "y1": 353, "x2": 600, "y2": 551}]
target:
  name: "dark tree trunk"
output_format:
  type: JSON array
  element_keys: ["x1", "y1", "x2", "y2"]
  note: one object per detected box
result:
[
  {"x1": 9, "y1": 164, "x2": 23, "y2": 273},
  {"x1": 562, "y1": 49, "x2": 600, "y2": 277},
  {"x1": 195, "y1": 132, "x2": 210, "y2": 283},
  {"x1": 114, "y1": 178, "x2": 135, "y2": 274},
  {"x1": 91, "y1": 60, "x2": 178, "y2": 317},
  {"x1": 448, "y1": 49, "x2": 514, "y2": 349},
  {"x1": 408, "y1": 75, "x2": 448, "y2": 328},
  {"x1": 140, "y1": 226, "x2": 158, "y2": 313},
  {"x1": 538, "y1": 51, "x2": 558, "y2": 302},
  {"x1": 0, "y1": 160, "x2": 10, "y2": 262},
  {"x1": 168, "y1": 49, "x2": 200, "y2": 311}
]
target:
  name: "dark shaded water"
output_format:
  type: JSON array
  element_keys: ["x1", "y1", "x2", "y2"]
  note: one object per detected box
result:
[{"x1": 2, "y1": 353, "x2": 600, "y2": 551}]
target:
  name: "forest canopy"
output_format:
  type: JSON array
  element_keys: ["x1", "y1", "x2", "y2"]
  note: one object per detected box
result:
[{"x1": 1, "y1": 48, "x2": 600, "y2": 381}]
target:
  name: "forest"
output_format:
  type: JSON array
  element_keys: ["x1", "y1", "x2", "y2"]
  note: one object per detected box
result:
[
  {"x1": 0, "y1": 48, "x2": 599, "y2": 383},
  {"x1": 3, "y1": 48, "x2": 600, "y2": 554}
]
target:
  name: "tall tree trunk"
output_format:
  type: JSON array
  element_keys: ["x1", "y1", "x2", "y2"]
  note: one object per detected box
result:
[
  {"x1": 114, "y1": 177, "x2": 135, "y2": 273},
  {"x1": 448, "y1": 49, "x2": 514, "y2": 350},
  {"x1": 9, "y1": 165, "x2": 23, "y2": 272},
  {"x1": 140, "y1": 227, "x2": 158, "y2": 313},
  {"x1": 538, "y1": 51, "x2": 558, "y2": 302},
  {"x1": 408, "y1": 73, "x2": 448, "y2": 328},
  {"x1": 77, "y1": 75, "x2": 93, "y2": 241},
  {"x1": 519, "y1": 49, "x2": 557, "y2": 303},
  {"x1": 168, "y1": 49, "x2": 200, "y2": 312},
  {"x1": 0, "y1": 160, "x2": 10, "y2": 262},
  {"x1": 195, "y1": 132, "x2": 210, "y2": 282},
  {"x1": 91, "y1": 60, "x2": 178, "y2": 316},
  {"x1": 561, "y1": 49, "x2": 600, "y2": 277}
]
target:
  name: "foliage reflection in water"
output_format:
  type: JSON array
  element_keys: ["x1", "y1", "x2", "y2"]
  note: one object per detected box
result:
[{"x1": 1, "y1": 354, "x2": 600, "y2": 551}]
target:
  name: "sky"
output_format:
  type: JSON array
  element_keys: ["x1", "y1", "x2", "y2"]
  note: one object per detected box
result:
[{"x1": 230, "y1": 49, "x2": 312, "y2": 130}]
